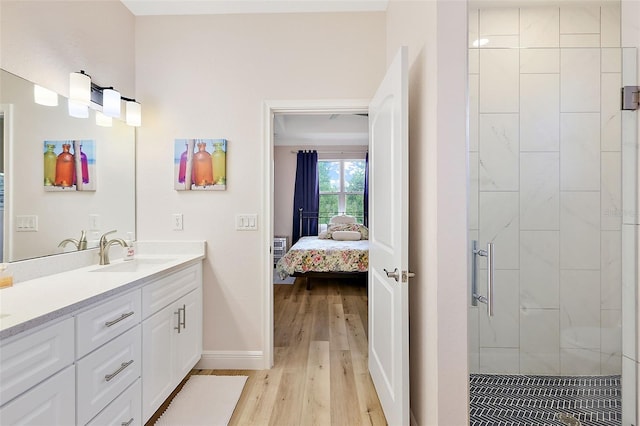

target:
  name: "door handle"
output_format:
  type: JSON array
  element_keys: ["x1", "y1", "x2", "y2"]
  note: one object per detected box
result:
[
  {"x1": 472, "y1": 241, "x2": 494, "y2": 316},
  {"x1": 384, "y1": 268, "x2": 400, "y2": 282}
]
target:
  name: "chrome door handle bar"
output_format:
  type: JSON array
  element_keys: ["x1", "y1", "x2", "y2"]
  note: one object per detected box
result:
[
  {"x1": 384, "y1": 268, "x2": 400, "y2": 282},
  {"x1": 472, "y1": 240, "x2": 494, "y2": 317}
]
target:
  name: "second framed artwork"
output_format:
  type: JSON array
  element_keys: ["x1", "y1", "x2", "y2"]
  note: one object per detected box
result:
[{"x1": 174, "y1": 138, "x2": 227, "y2": 191}]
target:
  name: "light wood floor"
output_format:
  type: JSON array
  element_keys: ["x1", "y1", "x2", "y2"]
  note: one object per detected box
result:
[{"x1": 193, "y1": 277, "x2": 386, "y2": 426}]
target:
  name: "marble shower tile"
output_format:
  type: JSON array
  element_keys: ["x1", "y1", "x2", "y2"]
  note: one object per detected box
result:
[
  {"x1": 520, "y1": 231, "x2": 560, "y2": 309},
  {"x1": 480, "y1": 49, "x2": 519, "y2": 113},
  {"x1": 601, "y1": 73, "x2": 622, "y2": 152},
  {"x1": 561, "y1": 348, "x2": 601, "y2": 375},
  {"x1": 479, "y1": 114, "x2": 519, "y2": 191},
  {"x1": 469, "y1": 49, "x2": 479, "y2": 74},
  {"x1": 469, "y1": 152, "x2": 479, "y2": 231},
  {"x1": 601, "y1": 48, "x2": 622, "y2": 73},
  {"x1": 479, "y1": 8, "x2": 519, "y2": 36},
  {"x1": 520, "y1": 49, "x2": 559, "y2": 74},
  {"x1": 520, "y1": 74, "x2": 559, "y2": 152},
  {"x1": 480, "y1": 192, "x2": 520, "y2": 270},
  {"x1": 601, "y1": 152, "x2": 622, "y2": 230},
  {"x1": 560, "y1": 113, "x2": 600, "y2": 191},
  {"x1": 520, "y1": 7, "x2": 559, "y2": 48},
  {"x1": 469, "y1": 74, "x2": 479, "y2": 152},
  {"x1": 520, "y1": 308, "x2": 560, "y2": 374},
  {"x1": 561, "y1": 49, "x2": 600, "y2": 113},
  {"x1": 560, "y1": 269, "x2": 601, "y2": 349},
  {"x1": 601, "y1": 230, "x2": 622, "y2": 310},
  {"x1": 560, "y1": 6, "x2": 600, "y2": 34},
  {"x1": 520, "y1": 153, "x2": 559, "y2": 230},
  {"x1": 560, "y1": 34, "x2": 600, "y2": 47},
  {"x1": 479, "y1": 270, "x2": 520, "y2": 348},
  {"x1": 600, "y1": 3, "x2": 621, "y2": 48},
  {"x1": 560, "y1": 191, "x2": 600, "y2": 269},
  {"x1": 621, "y1": 224, "x2": 638, "y2": 359},
  {"x1": 601, "y1": 309, "x2": 622, "y2": 375},
  {"x1": 468, "y1": 306, "x2": 480, "y2": 373},
  {"x1": 480, "y1": 347, "x2": 520, "y2": 374},
  {"x1": 469, "y1": 8, "x2": 479, "y2": 48}
]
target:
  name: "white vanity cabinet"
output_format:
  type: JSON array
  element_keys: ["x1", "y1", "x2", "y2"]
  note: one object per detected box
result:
[
  {"x1": 141, "y1": 264, "x2": 203, "y2": 422},
  {"x1": 0, "y1": 318, "x2": 76, "y2": 425}
]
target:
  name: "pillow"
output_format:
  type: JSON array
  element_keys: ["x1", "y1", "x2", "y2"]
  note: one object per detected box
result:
[
  {"x1": 332, "y1": 230, "x2": 361, "y2": 241},
  {"x1": 325, "y1": 223, "x2": 369, "y2": 240},
  {"x1": 330, "y1": 215, "x2": 357, "y2": 225},
  {"x1": 318, "y1": 231, "x2": 329, "y2": 239}
]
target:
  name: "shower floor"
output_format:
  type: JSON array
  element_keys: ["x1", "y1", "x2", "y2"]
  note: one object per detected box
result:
[{"x1": 469, "y1": 374, "x2": 621, "y2": 426}]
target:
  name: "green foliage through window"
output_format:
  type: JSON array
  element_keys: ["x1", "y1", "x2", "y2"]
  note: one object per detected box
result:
[{"x1": 318, "y1": 159, "x2": 366, "y2": 224}]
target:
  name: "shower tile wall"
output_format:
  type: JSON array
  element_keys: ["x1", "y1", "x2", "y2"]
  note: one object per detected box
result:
[{"x1": 468, "y1": 5, "x2": 622, "y2": 376}]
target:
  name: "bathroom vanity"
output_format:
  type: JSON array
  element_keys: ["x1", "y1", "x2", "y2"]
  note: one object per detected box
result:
[{"x1": 0, "y1": 242, "x2": 205, "y2": 425}]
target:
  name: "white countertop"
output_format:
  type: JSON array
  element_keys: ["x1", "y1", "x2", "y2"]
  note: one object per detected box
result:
[{"x1": 0, "y1": 242, "x2": 206, "y2": 340}]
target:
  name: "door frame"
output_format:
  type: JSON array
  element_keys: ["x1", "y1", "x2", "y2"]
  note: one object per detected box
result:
[{"x1": 261, "y1": 99, "x2": 369, "y2": 368}]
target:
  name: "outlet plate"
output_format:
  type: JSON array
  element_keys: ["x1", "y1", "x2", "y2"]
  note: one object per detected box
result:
[
  {"x1": 172, "y1": 213, "x2": 183, "y2": 231},
  {"x1": 89, "y1": 214, "x2": 100, "y2": 230}
]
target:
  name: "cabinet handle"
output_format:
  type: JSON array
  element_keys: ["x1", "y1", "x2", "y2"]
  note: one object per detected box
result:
[
  {"x1": 105, "y1": 360, "x2": 134, "y2": 382},
  {"x1": 121, "y1": 418, "x2": 134, "y2": 426},
  {"x1": 181, "y1": 304, "x2": 186, "y2": 329},
  {"x1": 174, "y1": 309, "x2": 181, "y2": 333},
  {"x1": 105, "y1": 311, "x2": 135, "y2": 327}
]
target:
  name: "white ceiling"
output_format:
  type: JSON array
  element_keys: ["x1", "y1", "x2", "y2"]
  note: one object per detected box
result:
[
  {"x1": 120, "y1": 0, "x2": 388, "y2": 16},
  {"x1": 273, "y1": 113, "x2": 368, "y2": 146}
]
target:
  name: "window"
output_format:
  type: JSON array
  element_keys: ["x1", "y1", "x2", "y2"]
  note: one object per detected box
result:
[{"x1": 318, "y1": 159, "x2": 366, "y2": 224}]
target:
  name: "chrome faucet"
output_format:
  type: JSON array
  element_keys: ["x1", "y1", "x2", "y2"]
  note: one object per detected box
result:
[
  {"x1": 58, "y1": 230, "x2": 88, "y2": 251},
  {"x1": 98, "y1": 230, "x2": 129, "y2": 265}
]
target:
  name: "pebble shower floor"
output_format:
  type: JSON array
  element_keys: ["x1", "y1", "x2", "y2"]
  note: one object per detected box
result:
[{"x1": 469, "y1": 374, "x2": 621, "y2": 426}]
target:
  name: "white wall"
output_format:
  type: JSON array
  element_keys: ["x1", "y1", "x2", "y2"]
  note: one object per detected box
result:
[
  {"x1": 386, "y1": 1, "x2": 468, "y2": 424},
  {"x1": 134, "y1": 12, "x2": 386, "y2": 363},
  {"x1": 468, "y1": 4, "x2": 623, "y2": 376}
]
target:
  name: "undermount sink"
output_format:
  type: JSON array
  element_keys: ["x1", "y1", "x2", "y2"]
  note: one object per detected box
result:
[{"x1": 91, "y1": 258, "x2": 176, "y2": 273}]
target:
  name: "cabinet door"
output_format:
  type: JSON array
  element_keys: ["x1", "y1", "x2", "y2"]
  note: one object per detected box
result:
[
  {"x1": 0, "y1": 365, "x2": 75, "y2": 425},
  {"x1": 141, "y1": 303, "x2": 178, "y2": 422},
  {"x1": 175, "y1": 288, "x2": 203, "y2": 378}
]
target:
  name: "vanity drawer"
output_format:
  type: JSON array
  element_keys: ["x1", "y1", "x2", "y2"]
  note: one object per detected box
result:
[
  {"x1": 77, "y1": 290, "x2": 141, "y2": 358},
  {"x1": 0, "y1": 317, "x2": 74, "y2": 406},
  {"x1": 77, "y1": 326, "x2": 141, "y2": 425},
  {"x1": 142, "y1": 263, "x2": 201, "y2": 319},
  {"x1": 87, "y1": 378, "x2": 141, "y2": 426}
]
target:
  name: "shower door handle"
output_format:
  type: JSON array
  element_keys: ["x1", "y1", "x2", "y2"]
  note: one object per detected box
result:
[{"x1": 472, "y1": 241, "x2": 494, "y2": 317}]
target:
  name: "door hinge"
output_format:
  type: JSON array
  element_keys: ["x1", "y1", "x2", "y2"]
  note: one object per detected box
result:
[
  {"x1": 402, "y1": 270, "x2": 415, "y2": 283},
  {"x1": 622, "y1": 86, "x2": 640, "y2": 111}
]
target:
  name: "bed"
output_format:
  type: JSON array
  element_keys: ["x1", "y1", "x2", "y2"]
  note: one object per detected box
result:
[{"x1": 275, "y1": 212, "x2": 369, "y2": 290}]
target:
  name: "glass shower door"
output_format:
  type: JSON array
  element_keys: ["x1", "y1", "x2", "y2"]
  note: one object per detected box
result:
[{"x1": 467, "y1": 3, "x2": 634, "y2": 424}]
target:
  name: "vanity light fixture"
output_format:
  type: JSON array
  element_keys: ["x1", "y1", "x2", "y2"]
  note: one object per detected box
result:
[
  {"x1": 69, "y1": 70, "x2": 141, "y2": 126},
  {"x1": 102, "y1": 88, "x2": 121, "y2": 118},
  {"x1": 95, "y1": 110, "x2": 112, "y2": 127},
  {"x1": 33, "y1": 85, "x2": 58, "y2": 106},
  {"x1": 123, "y1": 97, "x2": 142, "y2": 127},
  {"x1": 69, "y1": 71, "x2": 91, "y2": 105},
  {"x1": 68, "y1": 99, "x2": 89, "y2": 118}
]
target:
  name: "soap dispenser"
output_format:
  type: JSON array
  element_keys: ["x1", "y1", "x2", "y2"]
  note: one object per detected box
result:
[
  {"x1": 0, "y1": 263, "x2": 13, "y2": 288},
  {"x1": 123, "y1": 232, "x2": 135, "y2": 261}
]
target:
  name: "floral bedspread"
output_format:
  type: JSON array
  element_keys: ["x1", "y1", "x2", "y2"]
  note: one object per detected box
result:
[{"x1": 276, "y1": 236, "x2": 369, "y2": 279}]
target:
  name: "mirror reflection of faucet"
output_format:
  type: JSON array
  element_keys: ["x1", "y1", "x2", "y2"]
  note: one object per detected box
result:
[
  {"x1": 58, "y1": 230, "x2": 88, "y2": 252},
  {"x1": 98, "y1": 230, "x2": 130, "y2": 265}
]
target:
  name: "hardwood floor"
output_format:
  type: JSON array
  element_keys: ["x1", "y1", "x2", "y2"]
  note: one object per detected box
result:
[{"x1": 192, "y1": 277, "x2": 387, "y2": 426}]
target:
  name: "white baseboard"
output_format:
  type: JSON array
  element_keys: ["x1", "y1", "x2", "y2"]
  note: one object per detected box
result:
[{"x1": 195, "y1": 350, "x2": 264, "y2": 370}]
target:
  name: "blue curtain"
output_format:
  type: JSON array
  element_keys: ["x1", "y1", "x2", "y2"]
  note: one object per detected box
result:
[
  {"x1": 363, "y1": 152, "x2": 369, "y2": 227},
  {"x1": 292, "y1": 150, "x2": 319, "y2": 243}
]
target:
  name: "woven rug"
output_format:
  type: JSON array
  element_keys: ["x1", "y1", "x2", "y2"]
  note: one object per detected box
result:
[{"x1": 155, "y1": 375, "x2": 248, "y2": 426}]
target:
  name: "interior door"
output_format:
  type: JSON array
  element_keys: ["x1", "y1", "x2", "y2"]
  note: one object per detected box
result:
[{"x1": 368, "y1": 46, "x2": 410, "y2": 426}]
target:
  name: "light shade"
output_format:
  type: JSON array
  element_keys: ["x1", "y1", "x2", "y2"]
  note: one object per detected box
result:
[
  {"x1": 68, "y1": 99, "x2": 89, "y2": 118},
  {"x1": 102, "y1": 88, "x2": 121, "y2": 118},
  {"x1": 95, "y1": 111, "x2": 112, "y2": 127},
  {"x1": 126, "y1": 100, "x2": 142, "y2": 127},
  {"x1": 69, "y1": 71, "x2": 91, "y2": 105},
  {"x1": 34, "y1": 85, "x2": 58, "y2": 106}
]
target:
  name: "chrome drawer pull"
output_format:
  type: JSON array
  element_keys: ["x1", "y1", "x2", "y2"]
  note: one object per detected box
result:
[
  {"x1": 181, "y1": 304, "x2": 186, "y2": 329},
  {"x1": 105, "y1": 360, "x2": 134, "y2": 382},
  {"x1": 121, "y1": 418, "x2": 134, "y2": 426},
  {"x1": 105, "y1": 311, "x2": 134, "y2": 327},
  {"x1": 174, "y1": 309, "x2": 182, "y2": 333}
]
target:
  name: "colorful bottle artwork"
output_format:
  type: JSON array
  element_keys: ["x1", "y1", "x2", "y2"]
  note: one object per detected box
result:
[
  {"x1": 178, "y1": 143, "x2": 189, "y2": 183},
  {"x1": 193, "y1": 141, "x2": 213, "y2": 186},
  {"x1": 211, "y1": 142, "x2": 226, "y2": 185},
  {"x1": 43, "y1": 144, "x2": 56, "y2": 186},
  {"x1": 78, "y1": 144, "x2": 89, "y2": 184},
  {"x1": 54, "y1": 143, "x2": 74, "y2": 187}
]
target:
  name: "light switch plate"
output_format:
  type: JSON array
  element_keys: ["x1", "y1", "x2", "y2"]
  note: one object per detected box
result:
[
  {"x1": 16, "y1": 215, "x2": 38, "y2": 232},
  {"x1": 236, "y1": 214, "x2": 258, "y2": 231}
]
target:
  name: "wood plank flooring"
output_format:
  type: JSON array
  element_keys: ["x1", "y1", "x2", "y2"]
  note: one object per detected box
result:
[{"x1": 191, "y1": 277, "x2": 387, "y2": 426}]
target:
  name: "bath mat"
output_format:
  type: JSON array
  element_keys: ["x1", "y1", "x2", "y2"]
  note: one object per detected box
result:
[{"x1": 155, "y1": 375, "x2": 247, "y2": 426}]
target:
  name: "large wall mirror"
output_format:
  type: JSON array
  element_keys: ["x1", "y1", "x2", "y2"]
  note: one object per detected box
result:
[{"x1": 1, "y1": 69, "x2": 136, "y2": 262}]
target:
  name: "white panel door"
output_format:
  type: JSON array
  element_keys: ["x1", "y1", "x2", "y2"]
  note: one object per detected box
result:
[{"x1": 368, "y1": 46, "x2": 410, "y2": 426}]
